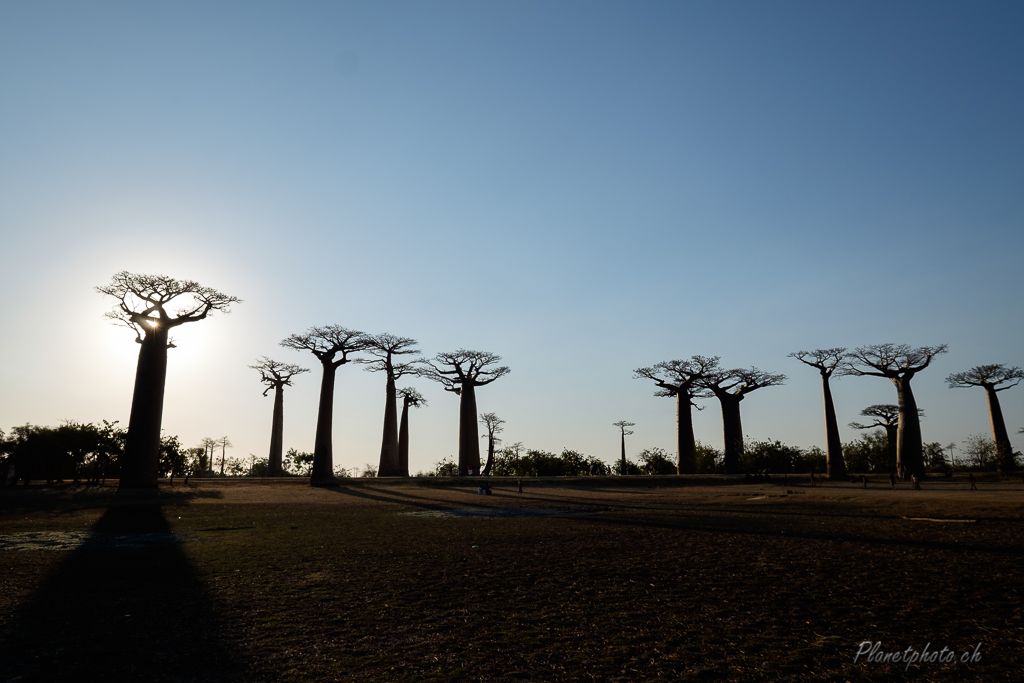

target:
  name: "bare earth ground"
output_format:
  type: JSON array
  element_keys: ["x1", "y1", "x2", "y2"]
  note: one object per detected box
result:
[{"x1": 1, "y1": 476, "x2": 1022, "y2": 682}]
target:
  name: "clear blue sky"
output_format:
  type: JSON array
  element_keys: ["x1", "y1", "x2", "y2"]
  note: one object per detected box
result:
[{"x1": 1, "y1": 1, "x2": 1022, "y2": 472}]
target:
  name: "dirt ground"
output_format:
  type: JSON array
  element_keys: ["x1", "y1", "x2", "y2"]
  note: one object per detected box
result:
[{"x1": 1, "y1": 476, "x2": 1022, "y2": 681}]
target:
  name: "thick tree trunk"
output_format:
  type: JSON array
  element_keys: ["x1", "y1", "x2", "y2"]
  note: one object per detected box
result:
[
  {"x1": 311, "y1": 362, "x2": 338, "y2": 486},
  {"x1": 985, "y1": 386, "x2": 1014, "y2": 471},
  {"x1": 121, "y1": 329, "x2": 169, "y2": 488},
  {"x1": 719, "y1": 395, "x2": 744, "y2": 474},
  {"x1": 620, "y1": 432, "x2": 627, "y2": 469},
  {"x1": 894, "y1": 378, "x2": 924, "y2": 479},
  {"x1": 458, "y1": 383, "x2": 481, "y2": 475},
  {"x1": 483, "y1": 434, "x2": 495, "y2": 476},
  {"x1": 268, "y1": 384, "x2": 285, "y2": 477},
  {"x1": 398, "y1": 401, "x2": 410, "y2": 477},
  {"x1": 883, "y1": 425, "x2": 898, "y2": 469},
  {"x1": 377, "y1": 372, "x2": 400, "y2": 476},
  {"x1": 676, "y1": 393, "x2": 697, "y2": 474},
  {"x1": 821, "y1": 374, "x2": 847, "y2": 479}
]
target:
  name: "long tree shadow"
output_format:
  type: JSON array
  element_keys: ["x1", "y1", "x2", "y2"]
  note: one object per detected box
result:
[{"x1": 0, "y1": 491, "x2": 245, "y2": 682}]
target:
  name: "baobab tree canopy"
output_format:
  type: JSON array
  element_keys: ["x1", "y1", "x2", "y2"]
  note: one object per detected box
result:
[
  {"x1": 250, "y1": 357, "x2": 309, "y2": 396},
  {"x1": 96, "y1": 272, "x2": 240, "y2": 488},
  {"x1": 946, "y1": 363, "x2": 1022, "y2": 469},
  {"x1": 360, "y1": 333, "x2": 421, "y2": 477},
  {"x1": 788, "y1": 348, "x2": 847, "y2": 479},
  {"x1": 250, "y1": 357, "x2": 309, "y2": 477},
  {"x1": 633, "y1": 359, "x2": 713, "y2": 474},
  {"x1": 842, "y1": 343, "x2": 947, "y2": 478},
  {"x1": 425, "y1": 350, "x2": 510, "y2": 476}
]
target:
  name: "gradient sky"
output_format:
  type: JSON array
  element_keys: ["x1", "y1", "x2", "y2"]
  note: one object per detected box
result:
[{"x1": 2, "y1": 1, "x2": 1022, "y2": 473}]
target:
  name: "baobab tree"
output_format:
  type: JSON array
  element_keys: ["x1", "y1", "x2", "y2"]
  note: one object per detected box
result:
[
  {"x1": 842, "y1": 343, "x2": 947, "y2": 479},
  {"x1": 217, "y1": 436, "x2": 232, "y2": 476},
  {"x1": 281, "y1": 326, "x2": 368, "y2": 485},
  {"x1": 946, "y1": 364, "x2": 1023, "y2": 471},
  {"x1": 848, "y1": 404, "x2": 915, "y2": 468},
  {"x1": 397, "y1": 387, "x2": 427, "y2": 477},
  {"x1": 613, "y1": 421, "x2": 635, "y2": 471},
  {"x1": 96, "y1": 272, "x2": 240, "y2": 488},
  {"x1": 424, "y1": 350, "x2": 510, "y2": 476},
  {"x1": 788, "y1": 348, "x2": 847, "y2": 479},
  {"x1": 250, "y1": 357, "x2": 309, "y2": 477},
  {"x1": 634, "y1": 359, "x2": 714, "y2": 474},
  {"x1": 697, "y1": 362, "x2": 787, "y2": 474},
  {"x1": 479, "y1": 413, "x2": 505, "y2": 476},
  {"x1": 360, "y1": 334, "x2": 421, "y2": 477}
]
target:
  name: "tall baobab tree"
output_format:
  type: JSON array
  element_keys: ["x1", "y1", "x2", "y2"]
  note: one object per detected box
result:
[
  {"x1": 217, "y1": 437, "x2": 232, "y2": 476},
  {"x1": 634, "y1": 359, "x2": 714, "y2": 474},
  {"x1": 96, "y1": 272, "x2": 240, "y2": 488},
  {"x1": 360, "y1": 334, "x2": 421, "y2": 477},
  {"x1": 479, "y1": 413, "x2": 505, "y2": 476},
  {"x1": 789, "y1": 348, "x2": 847, "y2": 479},
  {"x1": 424, "y1": 350, "x2": 510, "y2": 476},
  {"x1": 842, "y1": 343, "x2": 947, "y2": 479},
  {"x1": 281, "y1": 325, "x2": 368, "y2": 485},
  {"x1": 946, "y1": 364, "x2": 1023, "y2": 471},
  {"x1": 613, "y1": 421, "x2": 635, "y2": 471},
  {"x1": 250, "y1": 357, "x2": 309, "y2": 477},
  {"x1": 697, "y1": 363, "x2": 787, "y2": 474},
  {"x1": 397, "y1": 387, "x2": 427, "y2": 477}
]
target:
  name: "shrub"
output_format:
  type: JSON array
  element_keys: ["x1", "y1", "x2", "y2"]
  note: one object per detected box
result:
[{"x1": 637, "y1": 447, "x2": 676, "y2": 475}]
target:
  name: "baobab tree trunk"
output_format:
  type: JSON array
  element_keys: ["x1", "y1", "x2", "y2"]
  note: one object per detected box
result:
[
  {"x1": 719, "y1": 396, "x2": 744, "y2": 474},
  {"x1": 122, "y1": 329, "x2": 169, "y2": 488},
  {"x1": 894, "y1": 378, "x2": 924, "y2": 479},
  {"x1": 268, "y1": 384, "x2": 285, "y2": 477},
  {"x1": 620, "y1": 431, "x2": 627, "y2": 469},
  {"x1": 985, "y1": 386, "x2": 1014, "y2": 470},
  {"x1": 821, "y1": 375, "x2": 847, "y2": 479},
  {"x1": 458, "y1": 383, "x2": 481, "y2": 475},
  {"x1": 398, "y1": 401, "x2": 410, "y2": 477},
  {"x1": 483, "y1": 434, "x2": 495, "y2": 476},
  {"x1": 676, "y1": 393, "x2": 697, "y2": 474},
  {"x1": 377, "y1": 373, "x2": 400, "y2": 476},
  {"x1": 311, "y1": 362, "x2": 338, "y2": 485}
]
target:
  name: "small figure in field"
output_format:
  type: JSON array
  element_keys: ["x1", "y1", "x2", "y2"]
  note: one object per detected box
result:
[
  {"x1": 518, "y1": 477, "x2": 523, "y2": 494},
  {"x1": 912, "y1": 474, "x2": 921, "y2": 490},
  {"x1": 889, "y1": 472, "x2": 896, "y2": 490},
  {"x1": 810, "y1": 471, "x2": 816, "y2": 487},
  {"x1": 477, "y1": 483, "x2": 492, "y2": 495},
  {"x1": 862, "y1": 475, "x2": 868, "y2": 489},
  {"x1": 184, "y1": 472, "x2": 190, "y2": 485},
  {"x1": 764, "y1": 471, "x2": 771, "y2": 482},
  {"x1": 970, "y1": 473, "x2": 977, "y2": 491}
]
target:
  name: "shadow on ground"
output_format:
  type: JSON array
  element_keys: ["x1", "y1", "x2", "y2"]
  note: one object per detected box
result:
[{"x1": 0, "y1": 491, "x2": 245, "y2": 682}]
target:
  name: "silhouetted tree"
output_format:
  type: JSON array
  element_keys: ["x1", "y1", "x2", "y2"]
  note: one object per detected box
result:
[
  {"x1": 789, "y1": 348, "x2": 847, "y2": 479},
  {"x1": 946, "y1": 364, "x2": 1022, "y2": 472},
  {"x1": 612, "y1": 421, "x2": 635, "y2": 471},
  {"x1": 634, "y1": 359, "x2": 714, "y2": 474},
  {"x1": 424, "y1": 350, "x2": 510, "y2": 476},
  {"x1": 479, "y1": 412, "x2": 505, "y2": 476},
  {"x1": 217, "y1": 436, "x2": 232, "y2": 475},
  {"x1": 96, "y1": 272, "x2": 240, "y2": 488},
  {"x1": 843, "y1": 343, "x2": 947, "y2": 479},
  {"x1": 360, "y1": 334, "x2": 421, "y2": 477},
  {"x1": 250, "y1": 357, "x2": 309, "y2": 477},
  {"x1": 281, "y1": 326, "x2": 368, "y2": 485},
  {"x1": 697, "y1": 362, "x2": 787, "y2": 474},
  {"x1": 848, "y1": 404, "x2": 907, "y2": 467},
  {"x1": 397, "y1": 387, "x2": 427, "y2": 477}
]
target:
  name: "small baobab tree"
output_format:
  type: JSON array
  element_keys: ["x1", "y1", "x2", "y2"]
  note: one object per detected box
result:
[
  {"x1": 697, "y1": 361, "x2": 787, "y2": 474},
  {"x1": 946, "y1": 364, "x2": 1023, "y2": 471},
  {"x1": 634, "y1": 359, "x2": 714, "y2": 474},
  {"x1": 479, "y1": 413, "x2": 505, "y2": 476},
  {"x1": 217, "y1": 436, "x2": 232, "y2": 476},
  {"x1": 424, "y1": 350, "x2": 510, "y2": 476},
  {"x1": 842, "y1": 343, "x2": 947, "y2": 479},
  {"x1": 789, "y1": 348, "x2": 847, "y2": 479},
  {"x1": 96, "y1": 272, "x2": 240, "y2": 488},
  {"x1": 360, "y1": 334, "x2": 421, "y2": 477},
  {"x1": 613, "y1": 421, "x2": 635, "y2": 471},
  {"x1": 250, "y1": 357, "x2": 309, "y2": 477},
  {"x1": 397, "y1": 387, "x2": 427, "y2": 477},
  {"x1": 848, "y1": 404, "x2": 921, "y2": 469},
  {"x1": 281, "y1": 325, "x2": 368, "y2": 486}
]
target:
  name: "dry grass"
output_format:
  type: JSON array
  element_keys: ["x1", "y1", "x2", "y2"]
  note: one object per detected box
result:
[{"x1": 1, "y1": 477, "x2": 1022, "y2": 681}]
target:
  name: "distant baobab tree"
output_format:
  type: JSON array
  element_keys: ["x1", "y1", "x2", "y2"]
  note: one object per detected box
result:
[
  {"x1": 397, "y1": 387, "x2": 427, "y2": 477},
  {"x1": 281, "y1": 325, "x2": 368, "y2": 486},
  {"x1": 613, "y1": 421, "x2": 635, "y2": 471},
  {"x1": 789, "y1": 348, "x2": 847, "y2": 479},
  {"x1": 360, "y1": 334, "x2": 421, "y2": 477},
  {"x1": 634, "y1": 359, "x2": 714, "y2": 474},
  {"x1": 217, "y1": 436, "x2": 232, "y2": 476},
  {"x1": 946, "y1": 364, "x2": 1023, "y2": 471},
  {"x1": 842, "y1": 343, "x2": 947, "y2": 479},
  {"x1": 96, "y1": 272, "x2": 240, "y2": 488},
  {"x1": 250, "y1": 357, "x2": 309, "y2": 477},
  {"x1": 479, "y1": 412, "x2": 505, "y2": 476},
  {"x1": 848, "y1": 404, "x2": 919, "y2": 467},
  {"x1": 697, "y1": 362, "x2": 786, "y2": 474},
  {"x1": 424, "y1": 350, "x2": 510, "y2": 476}
]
